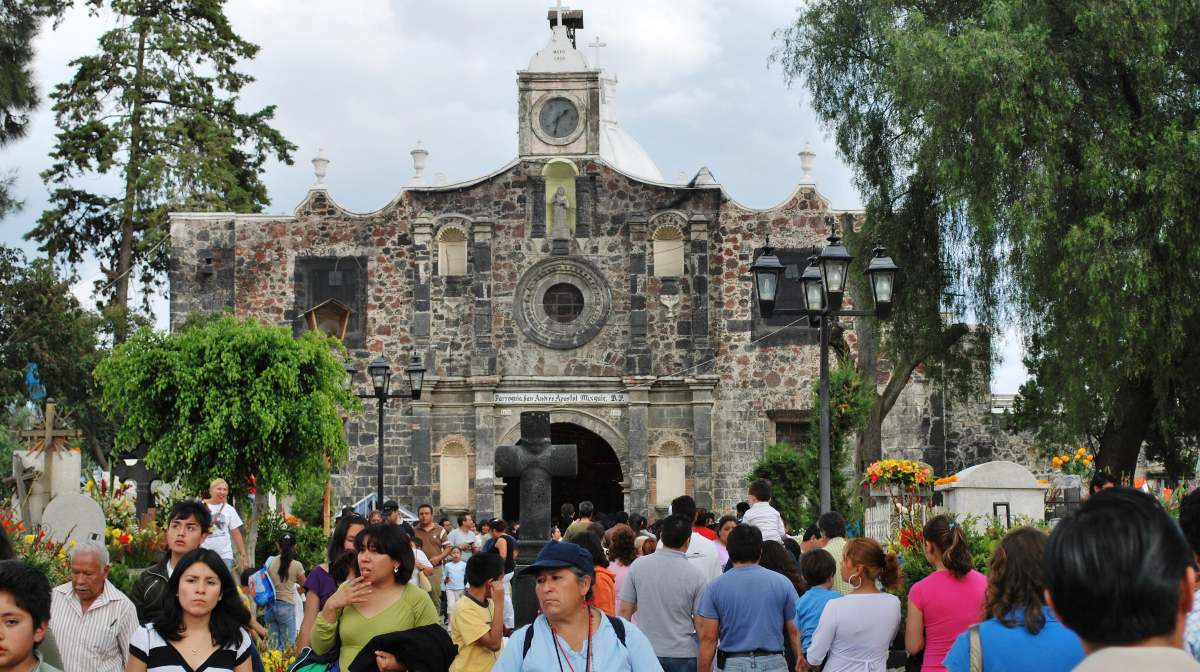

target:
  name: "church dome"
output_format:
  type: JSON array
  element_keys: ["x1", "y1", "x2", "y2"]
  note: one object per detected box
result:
[
  {"x1": 600, "y1": 122, "x2": 663, "y2": 182},
  {"x1": 597, "y1": 75, "x2": 663, "y2": 182}
]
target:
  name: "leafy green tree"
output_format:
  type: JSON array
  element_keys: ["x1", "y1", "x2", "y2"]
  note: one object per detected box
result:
[
  {"x1": 27, "y1": 0, "x2": 295, "y2": 334},
  {"x1": 752, "y1": 363, "x2": 872, "y2": 527},
  {"x1": 776, "y1": 17, "x2": 991, "y2": 475},
  {"x1": 776, "y1": 0, "x2": 1200, "y2": 480},
  {"x1": 0, "y1": 244, "x2": 112, "y2": 467},
  {"x1": 94, "y1": 315, "x2": 358, "y2": 563},
  {"x1": 0, "y1": 0, "x2": 70, "y2": 220}
]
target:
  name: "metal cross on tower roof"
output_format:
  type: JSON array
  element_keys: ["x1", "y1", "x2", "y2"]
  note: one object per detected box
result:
[{"x1": 588, "y1": 36, "x2": 607, "y2": 68}]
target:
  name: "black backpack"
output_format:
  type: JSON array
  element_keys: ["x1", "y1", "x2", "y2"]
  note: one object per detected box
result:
[{"x1": 521, "y1": 615, "x2": 627, "y2": 659}]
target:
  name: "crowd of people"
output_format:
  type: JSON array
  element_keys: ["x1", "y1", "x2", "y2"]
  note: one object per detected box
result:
[{"x1": 2, "y1": 474, "x2": 1200, "y2": 671}]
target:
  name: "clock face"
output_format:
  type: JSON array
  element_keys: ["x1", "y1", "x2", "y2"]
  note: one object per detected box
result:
[{"x1": 538, "y1": 97, "x2": 580, "y2": 139}]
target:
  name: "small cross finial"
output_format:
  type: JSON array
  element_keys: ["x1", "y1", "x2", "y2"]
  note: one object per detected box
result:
[
  {"x1": 588, "y1": 36, "x2": 607, "y2": 67},
  {"x1": 554, "y1": 0, "x2": 564, "y2": 27}
]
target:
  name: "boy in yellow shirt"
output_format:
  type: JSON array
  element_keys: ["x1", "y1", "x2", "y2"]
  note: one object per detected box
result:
[{"x1": 449, "y1": 553, "x2": 506, "y2": 672}]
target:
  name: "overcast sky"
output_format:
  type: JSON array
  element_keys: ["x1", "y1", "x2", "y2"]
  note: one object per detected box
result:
[{"x1": 0, "y1": 0, "x2": 1027, "y2": 393}]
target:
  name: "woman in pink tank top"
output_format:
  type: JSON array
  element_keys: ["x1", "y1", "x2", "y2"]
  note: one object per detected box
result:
[{"x1": 905, "y1": 515, "x2": 987, "y2": 672}]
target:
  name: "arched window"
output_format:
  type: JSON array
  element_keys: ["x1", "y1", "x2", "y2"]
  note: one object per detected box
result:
[
  {"x1": 437, "y1": 227, "x2": 467, "y2": 276},
  {"x1": 652, "y1": 224, "x2": 684, "y2": 277},
  {"x1": 655, "y1": 441, "x2": 686, "y2": 507},
  {"x1": 439, "y1": 442, "x2": 470, "y2": 510}
]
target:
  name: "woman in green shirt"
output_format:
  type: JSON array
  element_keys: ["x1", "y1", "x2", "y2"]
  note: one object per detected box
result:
[{"x1": 311, "y1": 524, "x2": 439, "y2": 670}]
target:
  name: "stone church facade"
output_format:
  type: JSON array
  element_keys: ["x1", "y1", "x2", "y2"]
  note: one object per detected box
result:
[{"x1": 168, "y1": 10, "x2": 1027, "y2": 520}]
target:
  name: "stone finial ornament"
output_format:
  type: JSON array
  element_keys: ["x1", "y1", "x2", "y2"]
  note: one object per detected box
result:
[
  {"x1": 410, "y1": 141, "x2": 429, "y2": 185},
  {"x1": 311, "y1": 148, "x2": 329, "y2": 188},
  {"x1": 799, "y1": 143, "x2": 816, "y2": 183}
]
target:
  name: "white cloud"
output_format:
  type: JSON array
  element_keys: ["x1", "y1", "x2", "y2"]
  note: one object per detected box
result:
[{"x1": 5, "y1": 1, "x2": 883, "y2": 329}]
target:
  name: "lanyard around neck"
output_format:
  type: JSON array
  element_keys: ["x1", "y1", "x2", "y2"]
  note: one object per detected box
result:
[{"x1": 551, "y1": 608, "x2": 594, "y2": 672}]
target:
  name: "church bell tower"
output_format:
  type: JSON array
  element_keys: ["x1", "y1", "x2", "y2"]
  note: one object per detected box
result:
[{"x1": 518, "y1": 4, "x2": 601, "y2": 159}]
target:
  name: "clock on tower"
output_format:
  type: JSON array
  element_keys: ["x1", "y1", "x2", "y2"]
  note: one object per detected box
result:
[{"x1": 518, "y1": 4, "x2": 600, "y2": 158}]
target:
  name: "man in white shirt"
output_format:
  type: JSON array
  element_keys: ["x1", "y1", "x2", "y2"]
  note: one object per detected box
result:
[
  {"x1": 741, "y1": 478, "x2": 787, "y2": 542},
  {"x1": 659, "y1": 495, "x2": 721, "y2": 581},
  {"x1": 50, "y1": 541, "x2": 138, "y2": 672},
  {"x1": 448, "y1": 513, "x2": 479, "y2": 561}
]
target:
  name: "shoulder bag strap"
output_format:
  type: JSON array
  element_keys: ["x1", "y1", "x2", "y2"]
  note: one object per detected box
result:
[{"x1": 968, "y1": 624, "x2": 983, "y2": 672}]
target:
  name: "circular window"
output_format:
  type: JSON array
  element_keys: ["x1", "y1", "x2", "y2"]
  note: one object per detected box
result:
[
  {"x1": 514, "y1": 257, "x2": 611, "y2": 350},
  {"x1": 543, "y1": 283, "x2": 585, "y2": 323}
]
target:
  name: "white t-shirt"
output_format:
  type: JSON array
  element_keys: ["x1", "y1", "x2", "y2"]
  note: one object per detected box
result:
[
  {"x1": 741, "y1": 501, "x2": 787, "y2": 542},
  {"x1": 807, "y1": 592, "x2": 901, "y2": 672},
  {"x1": 410, "y1": 548, "x2": 432, "y2": 587},
  {"x1": 658, "y1": 531, "x2": 722, "y2": 582},
  {"x1": 200, "y1": 502, "x2": 244, "y2": 561}
]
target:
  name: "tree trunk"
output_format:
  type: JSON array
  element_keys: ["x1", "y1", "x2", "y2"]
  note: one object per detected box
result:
[
  {"x1": 1095, "y1": 376, "x2": 1157, "y2": 482},
  {"x1": 854, "y1": 316, "x2": 881, "y2": 472},
  {"x1": 244, "y1": 492, "x2": 269, "y2": 569},
  {"x1": 113, "y1": 20, "x2": 148, "y2": 342}
]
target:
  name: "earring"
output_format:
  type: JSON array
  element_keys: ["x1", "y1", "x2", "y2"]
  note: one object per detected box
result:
[
  {"x1": 393, "y1": 565, "x2": 400, "y2": 574},
  {"x1": 849, "y1": 573, "x2": 862, "y2": 590}
]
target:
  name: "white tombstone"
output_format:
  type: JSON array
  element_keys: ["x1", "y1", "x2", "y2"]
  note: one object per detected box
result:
[
  {"x1": 41, "y1": 492, "x2": 106, "y2": 547},
  {"x1": 936, "y1": 460, "x2": 1048, "y2": 534}
]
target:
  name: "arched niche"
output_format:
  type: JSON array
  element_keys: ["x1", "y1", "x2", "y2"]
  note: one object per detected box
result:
[{"x1": 543, "y1": 159, "x2": 579, "y2": 236}]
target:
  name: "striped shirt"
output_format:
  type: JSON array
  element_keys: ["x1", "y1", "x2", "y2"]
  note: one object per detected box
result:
[
  {"x1": 129, "y1": 625, "x2": 251, "y2": 672},
  {"x1": 49, "y1": 580, "x2": 138, "y2": 672}
]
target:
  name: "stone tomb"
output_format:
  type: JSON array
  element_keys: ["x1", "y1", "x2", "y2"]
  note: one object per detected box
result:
[{"x1": 936, "y1": 460, "x2": 1048, "y2": 533}]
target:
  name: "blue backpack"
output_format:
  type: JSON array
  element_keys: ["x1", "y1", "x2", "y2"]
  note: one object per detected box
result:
[{"x1": 248, "y1": 556, "x2": 276, "y2": 608}]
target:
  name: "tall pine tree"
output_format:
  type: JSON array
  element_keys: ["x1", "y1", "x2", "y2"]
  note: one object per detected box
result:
[
  {"x1": 0, "y1": 0, "x2": 69, "y2": 219},
  {"x1": 28, "y1": 0, "x2": 294, "y2": 334}
]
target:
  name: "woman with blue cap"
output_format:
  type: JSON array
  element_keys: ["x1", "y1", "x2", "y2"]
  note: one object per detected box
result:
[{"x1": 494, "y1": 542, "x2": 663, "y2": 672}]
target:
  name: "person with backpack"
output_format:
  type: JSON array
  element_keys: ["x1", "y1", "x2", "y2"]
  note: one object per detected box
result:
[
  {"x1": 259, "y1": 532, "x2": 306, "y2": 650},
  {"x1": 493, "y1": 541, "x2": 662, "y2": 672}
]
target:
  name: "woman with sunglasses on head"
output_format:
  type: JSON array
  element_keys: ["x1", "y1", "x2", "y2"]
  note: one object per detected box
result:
[
  {"x1": 310, "y1": 523, "x2": 438, "y2": 671},
  {"x1": 127, "y1": 548, "x2": 253, "y2": 672}
]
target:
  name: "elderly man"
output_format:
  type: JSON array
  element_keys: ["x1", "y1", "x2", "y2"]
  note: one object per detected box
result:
[{"x1": 50, "y1": 540, "x2": 138, "y2": 672}]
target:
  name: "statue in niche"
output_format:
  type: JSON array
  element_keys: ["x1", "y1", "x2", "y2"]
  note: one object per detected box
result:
[
  {"x1": 552, "y1": 187, "x2": 573, "y2": 239},
  {"x1": 549, "y1": 186, "x2": 573, "y2": 255}
]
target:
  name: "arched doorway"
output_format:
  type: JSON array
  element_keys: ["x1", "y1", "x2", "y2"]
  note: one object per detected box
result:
[{"x1": 501, "y1": 423, "x2": 624, "y2": 523}]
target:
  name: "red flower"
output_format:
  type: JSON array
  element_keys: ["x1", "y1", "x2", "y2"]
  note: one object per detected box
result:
[
  {"x1": 44, "y1": 541, "x2": 54, "y2": 550},
  {"x1": 37, "y1": 530, "x2": 45, "y2": 539},
  {"x1": 899, "y1": 527, "x2": 924, "y2": 549}
]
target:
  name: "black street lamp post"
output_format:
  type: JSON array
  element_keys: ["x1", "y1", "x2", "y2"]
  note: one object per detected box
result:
[
  {"x1": 345, "y1": 353, "x2": 427, "y2": 509},
  {"x1": 751, "y1": 216, "x2": 899, "y2": 513}
]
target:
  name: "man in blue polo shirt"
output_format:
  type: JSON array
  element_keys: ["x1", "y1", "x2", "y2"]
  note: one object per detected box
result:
[
  {"x1": 697, "y1": 525, "x2": 800, "y2": 672},
  {"x1": 494, "y1": 541, "x2": 662, "y2": 672}
]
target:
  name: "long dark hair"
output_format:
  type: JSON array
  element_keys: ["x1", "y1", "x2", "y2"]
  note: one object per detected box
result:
[
  {"x1": 759, "y1": 540, "x2": 804, "y2": 596},
  {"x1": 277, "y1": 532, "x2": 297, "y2": 583},
  {"x1": 329, "y1": 514, "x2": 367, "y2": 566},
  {"x1": 329, "y1": 514, "x2": 366, "y2": 582},
  {"x1": 155, "y1": 549, "x2": 250, "y2": 648},
  {"x1": 987, "y1": 527, "x2": 1050, "y2": 634},
  {"x1": 923, "y1": 515, "x2": 973, "y2": 578}
]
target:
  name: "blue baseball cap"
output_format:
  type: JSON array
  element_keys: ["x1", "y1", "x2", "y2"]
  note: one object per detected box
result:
[{"x1": 519, "y1": 541, "x2": 594, "y2": 577}]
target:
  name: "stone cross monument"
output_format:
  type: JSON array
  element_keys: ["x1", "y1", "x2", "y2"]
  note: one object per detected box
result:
[
  {"x1": 496, "y1": 410, "x2": 578, "y2": 627},
  {"x1": 496, "y1": 411, "x2": 578, "y2": 542},
  {"x1": 15, "y1": 400, "x2": 82, "y2": 527}
]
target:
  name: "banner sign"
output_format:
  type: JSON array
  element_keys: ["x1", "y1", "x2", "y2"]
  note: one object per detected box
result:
[{"x1": 494, "y1": 391, "x2": 629, "y2": 405}]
